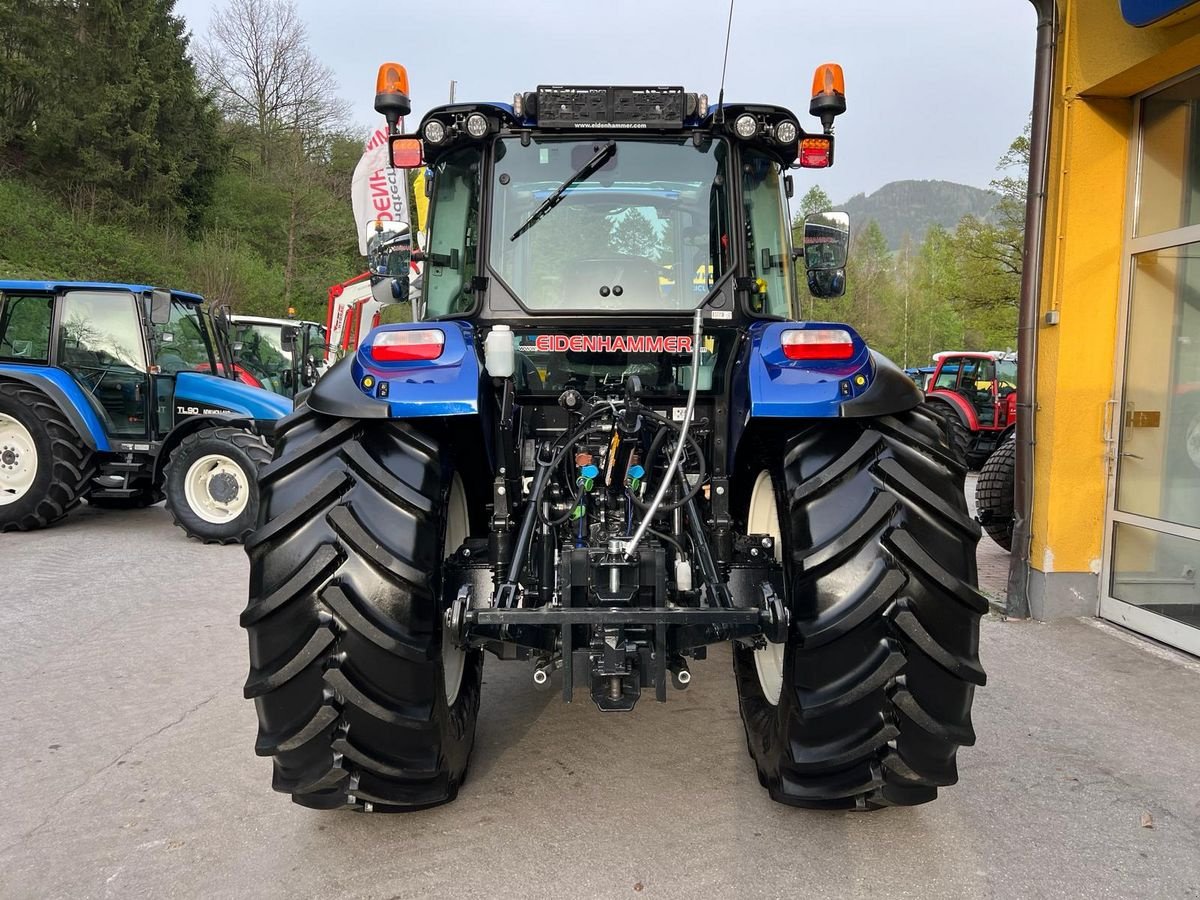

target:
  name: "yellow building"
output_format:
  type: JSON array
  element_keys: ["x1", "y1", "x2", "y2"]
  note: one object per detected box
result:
[{"x1": 1019, "y1": 0, "x2": 1200, "y2": 655}]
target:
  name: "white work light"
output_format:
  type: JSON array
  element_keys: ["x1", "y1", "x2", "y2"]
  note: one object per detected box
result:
[
  {"x1": 465, "y1": 113, "x2": 489, "y2": 138},
  {"x1": 423, "y1": 120, "x2": 446, "y2": 143}
]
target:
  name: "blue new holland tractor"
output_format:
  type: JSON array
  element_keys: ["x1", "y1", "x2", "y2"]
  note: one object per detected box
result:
[
  {"x1": 0, "y1": 281, "x2": 290, "y2": 543},
  {"x1": 242, "y1": 64, "x2": 987, "y2": 812}
]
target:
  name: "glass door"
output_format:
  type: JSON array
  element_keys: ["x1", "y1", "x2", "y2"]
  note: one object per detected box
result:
[
  {"x1": 55, "y1": 289, "x2": 150, "y2": 438},
  {"x1": 1101, "y1": 71, "x2": 1200, "y2": 655}
]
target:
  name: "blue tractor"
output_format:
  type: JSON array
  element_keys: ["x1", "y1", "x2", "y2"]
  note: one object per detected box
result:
[
  {"x1": 242, "y1": 65, "x2": 986, "y2": 812},
  {"x1": 0, "y1": 281, "x2": 290, "y2": 543}
]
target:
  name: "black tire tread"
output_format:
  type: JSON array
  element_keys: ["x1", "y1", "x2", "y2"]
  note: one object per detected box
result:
[
  {"x1": 975, "y1": 432, "x2": 1016, "y2": 551},
  {"x1": 243, "y1": 407, "x2": 480, "y2": 812},
  {"x1": 734, "y1": 401, "x2": 985, "y2": 810},
  {"x1": 0, "y1": 381, "x2": 96, "y2": 532}
]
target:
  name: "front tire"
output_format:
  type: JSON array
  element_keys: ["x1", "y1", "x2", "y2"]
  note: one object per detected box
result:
[
  {"x1": 0, "y1": 382, "x2": 94, "y2": 532},
  {"x1": 734, "y1": 404, "x2": 987, "y2": 809},
  {"x1": 163, "y1": 426, "x2": 271, "y2": 544},
  {"x1": 242, "y1": 406, "x2": 482, "y2": 811}
]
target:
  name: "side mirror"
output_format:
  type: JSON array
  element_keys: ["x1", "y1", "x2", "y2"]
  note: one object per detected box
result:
[
  {"x1": 214, "y1": 305, "x2": 233, "y2": 336},
  {"x1": 366, "y1": 219, "x2": 413, "y2": 305},
  {"x1": 149, "y1": 289, "x2": 172, "y2": 325},
  {"x1": 370, "y1": 272, "x2": 410, "y2": 305},
  {"x1": 807, "y1": 268, "x2": 846, "y2": 299},
  {"x1": 802, "y1": 211, "x2": 850, "y2": 270},
  {"x1": 280, "y1": 325, "x2": 299, "y2": 353}
]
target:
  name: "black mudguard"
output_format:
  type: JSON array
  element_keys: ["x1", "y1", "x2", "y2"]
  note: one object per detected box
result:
[
  {"x1": 841, "y1": 352, "x2": 924, "y2": 418},
  {"x1": 306, "y1": 356, "x2": 390, "y2": 419}
]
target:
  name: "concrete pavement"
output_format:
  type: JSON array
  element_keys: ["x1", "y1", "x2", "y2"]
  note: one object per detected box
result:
[{"x1": 0, "y1": 500, "x2": 1198, "y2": 899}]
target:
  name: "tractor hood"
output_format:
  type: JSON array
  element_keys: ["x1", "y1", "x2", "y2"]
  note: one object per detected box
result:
[{"x1": 174, "y1": 371, "x2": 291, "y2": 420}]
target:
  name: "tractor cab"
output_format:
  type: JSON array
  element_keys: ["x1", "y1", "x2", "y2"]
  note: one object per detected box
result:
[
  {"x1": 925, "y1": 350, "x2": 1018, "y2": 467},
  {"x1": 228, "y1": 315, "x2": 330, "y2": 397},
  {"x1": 0, "y1": 281, "x2": 289, "y2": 541}
]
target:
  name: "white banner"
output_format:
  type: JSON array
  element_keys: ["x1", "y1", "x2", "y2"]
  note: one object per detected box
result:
[{"x1": 351, "y1": 124, "x2": 409, "y2": 256}]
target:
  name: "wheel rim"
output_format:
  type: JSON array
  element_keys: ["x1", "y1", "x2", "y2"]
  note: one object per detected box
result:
[
  {"x1": 443, "y1": 474, "x2": 470, "y2": 706},
  {"x1": 0, "y1": 413, "x2": 38, "y2": 506},
  {"x1": 748, "y1": 469, "x2": 785, "y2": 706},
  {"x1": 182, "y1": 453, "x2": 250, "y2": 524},
  {"x1": 1186, "y1": 412, "x2": 1200, "y2": 471}
]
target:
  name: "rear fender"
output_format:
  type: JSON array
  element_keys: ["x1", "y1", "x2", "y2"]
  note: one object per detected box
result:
[
  {"x1": 307, "y1": 321, "x2": 481, "y2": 420},
  {"x1": 924, "y1": 388, "x2": 979, "y2": 430},
  {"x1": 730, "y1": 322, "x2": 922, "y2": 469},
  {"x1": 0, "y1": 364, "x2": 111, "y2": 451}
]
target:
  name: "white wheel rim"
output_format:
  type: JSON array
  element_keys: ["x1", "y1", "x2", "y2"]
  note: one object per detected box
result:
[
  {"x1": 1186, "y1": 412, "x2": 1200, "y2": 471},
  {"x1": 0, "y1": 413, "x2": 38, "y2": 506},
  {"x1": 748, "y1": 470, "x2": 785, "y2": 706},
  {"x1": 183, "y1": 453, "x2": 250, "y2": 524},
  {"x1": 443, "y1": 474, "x2": 470, "y2": 706}
]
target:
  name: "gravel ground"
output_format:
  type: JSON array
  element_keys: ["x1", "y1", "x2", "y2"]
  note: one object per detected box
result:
[{"x1": 0, "y1": 493, "x2": 1197, "y2": 899}]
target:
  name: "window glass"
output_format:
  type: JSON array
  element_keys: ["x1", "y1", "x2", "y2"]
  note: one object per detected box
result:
[
  {"x1": 489, "y1": 137, "x2": 729, "y2": 313},
  {"x1": 742, "y1": 150, "x2": 795, "y2": 317},
  {"x1": 934, "y1": 363, "x2": 959, "y2": 390},
  {"x1": 58, "y1": 291, "x2": 146, "y2": 371},
  {"x1": 425, "y1": 147, "x2": 482, "y2": 317},
  {"x1": 1136, "y1": 72, "x2": 1200, "y2": 236},
  {"x1": 151, "y1": 301, "x2": 214, "y2": 373},
  {"x1": 229, "y1": 322, "x2": 292, "y2": 394},
  {"x1": 1111, "y1": 523, "x2": 1200, "y2": 631},
  {"x1": 0, "y1": 294, "x2": 53, "y2": 363},
  {"x1": 1116, "y1": 240, "x2": 1200, "y2": 528},
  {"x1": 57, "y1": 290, "x2": 148, "y2": 436}
]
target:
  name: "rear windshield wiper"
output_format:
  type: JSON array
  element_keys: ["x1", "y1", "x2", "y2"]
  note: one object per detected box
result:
[{"x1": 510, "y1": 141, "x2": 617, "y2": 241}]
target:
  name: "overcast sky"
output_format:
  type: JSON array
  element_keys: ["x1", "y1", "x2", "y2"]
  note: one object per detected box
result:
[{"x1": 175, "y1": 0, "x2": 1036, "y2": 203}]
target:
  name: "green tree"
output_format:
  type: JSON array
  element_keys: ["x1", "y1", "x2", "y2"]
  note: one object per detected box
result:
[
  {"x1": 845, "y1": 219, "x2": 894, "y2": 343},
  {"x1": 798, "y1": 185, "x2": 833, "y2": 218},
  {"x1": 610, "y1": 208, "x2": 661, "y2": 259},
  {"x1": 17, "y1": 0, "x2": 222, "y2": 226}
]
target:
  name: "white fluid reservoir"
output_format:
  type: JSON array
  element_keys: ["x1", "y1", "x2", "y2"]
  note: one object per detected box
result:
[{"x1": 484, "y1": 324, "x2": 515, "y2": 378}]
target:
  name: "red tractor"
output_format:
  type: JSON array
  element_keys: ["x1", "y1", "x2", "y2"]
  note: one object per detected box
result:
[{"x1": 924, "y1": 351, "x2": 1017, "y2": 469}]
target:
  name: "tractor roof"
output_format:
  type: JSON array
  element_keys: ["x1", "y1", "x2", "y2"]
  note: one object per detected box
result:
[
  {"x1": 417, "y1": 91, "x2": 809, "y2": 170},
  {"x1": 0, "y1": 279, "x2": 205, "y2": 304}
]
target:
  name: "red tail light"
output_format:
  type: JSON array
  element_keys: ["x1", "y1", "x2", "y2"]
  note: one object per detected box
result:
[
  {"x1": 368, "y1": 329, "x2": 445, "y2": 362},
  {"x1": 781, "y1": 328, "x2": 855, "y2": 361},
  {"x1": 799, "y1": 137, "x2": 831, "y2": 169}
]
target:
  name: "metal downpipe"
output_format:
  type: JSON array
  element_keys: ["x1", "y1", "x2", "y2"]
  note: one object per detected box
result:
[{"x1": 1006, "y1": 0, "x2": 1059, "y2": 618}]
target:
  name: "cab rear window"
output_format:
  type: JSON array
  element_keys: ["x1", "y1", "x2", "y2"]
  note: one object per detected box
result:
[{"x1": 0, "y1": 294, "x2": 53, "y2": 363}]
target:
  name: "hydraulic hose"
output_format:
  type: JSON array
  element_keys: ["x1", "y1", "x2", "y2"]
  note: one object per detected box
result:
[
  {"x1": 627, "y1": 426, "x2": 706, "y2": 512},
  {"x1": 626, "y1": 309, "x2": 703, "y2": 559}
]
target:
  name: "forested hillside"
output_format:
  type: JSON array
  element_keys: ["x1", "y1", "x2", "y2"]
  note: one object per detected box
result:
[
  {"x1": 839, "y1": 180, "x2": 1001, "y2": 251},
  {"x1": 0, "y1": 0, "x2": 363, "y2": 321}
]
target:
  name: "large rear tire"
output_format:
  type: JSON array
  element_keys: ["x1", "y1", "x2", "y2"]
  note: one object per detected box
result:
[
  {"x1": 733, "y1": 404, "x2": 987, "y2": 809},
  {"x1": 924, "y1": 399, "x2": 970, "y2": 468},
  {"x1": 976, "y1": 432, "x2": 1016, "y2": 551},
  {"x1": 242, "y1": 405, "x2": 481, "y2": 811},
  {"x1": 0, "y1": 381, "x2": 95, "y2": 532}
]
